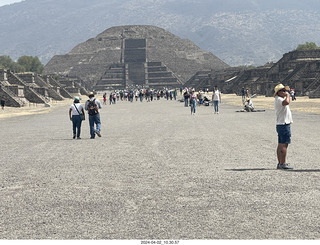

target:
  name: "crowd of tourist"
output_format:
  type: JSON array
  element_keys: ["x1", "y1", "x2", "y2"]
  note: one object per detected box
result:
[
  {"x1": 69, "y1": 86, "x2": 223, "y2": 139},
  {"x1": 68, "y1": 83, "x2": 295, "y2": 170},
  {"x1": 101, "y1": 88, "x2": 179, "y2": 105},
  {"x1": 99, "y1": 87, "x2": 221, "y2": 114}
]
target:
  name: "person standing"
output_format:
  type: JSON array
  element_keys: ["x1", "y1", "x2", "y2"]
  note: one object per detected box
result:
[
  {"x1": 290, "y1": 88, "x2": 296, "y2": 101},
  {"x1": 113, "y1": 93, "x2": 117, "y2": 104},
  {"x1": 85, "y1": 92, "x2": 102, "y2": 139},
  {"x1": 274, "y1": 84, "x2": 293, "y2": 170},
  {"x1": 190, "y1": 91, "x2": 197, "y2": 115},
  {"x1": 139, "y1": 90, "x2": 144, "y2": 102},
  {"x1": 241, "y1": 87, "x2": 246, "y2": 105},
  {"x1": 212, "y1": 86, "x2": 221, "y2": 114},
  {"x1": 109, "y1": 93, "x2": 113, "y2": 105},
  {"x1": 1, "y1": 99, "x2": 5, "y2": 110},
  {"x1": 69, "y1": 97, "x2": 85, "y2": 139},
  {"x1": 183, "y1": 90, "x2": 189, "y2": 107},
  {"x1": 103, "y1": 93, "x2": 107, "y2": 105}
]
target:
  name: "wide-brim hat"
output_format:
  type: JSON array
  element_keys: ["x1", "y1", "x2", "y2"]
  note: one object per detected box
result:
[
  {"x1": 273, "y1": 84, "x2": 285, "y2": 97},
  {"x1": 88, "y1": 92, "x2": 95, "y2": 97}
]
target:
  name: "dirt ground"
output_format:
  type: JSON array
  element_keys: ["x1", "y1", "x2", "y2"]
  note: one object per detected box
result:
[
  {"x1": 1, "y1": 93, "x2": 320, "y2": 240},
  {"x1": 222, "y1": 94, "x2": 320, "y2": 114}
]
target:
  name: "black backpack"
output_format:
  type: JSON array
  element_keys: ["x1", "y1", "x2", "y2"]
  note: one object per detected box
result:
[{"x1": 87, "y1": 99, "x2": 98, "y2": 116}]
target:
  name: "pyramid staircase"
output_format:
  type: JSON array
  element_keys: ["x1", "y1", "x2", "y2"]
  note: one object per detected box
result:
[
  {"x1": 146, "y1": 62, "x2": 183, "y2": 89},
  {"x1": 95, "y1": 63, "x2": 126, "y2": 90}
]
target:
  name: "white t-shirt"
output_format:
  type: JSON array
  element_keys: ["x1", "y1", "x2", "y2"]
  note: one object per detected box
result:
[
  {"x1": 274, "y1": 96, "x2": 293, "y2": 125},
  {"x1": 70, "y1": 103, "x2": 83, "y2": 116},
  {"x1": 213, "y1": 90, "x2": 221, "y2": 101}
]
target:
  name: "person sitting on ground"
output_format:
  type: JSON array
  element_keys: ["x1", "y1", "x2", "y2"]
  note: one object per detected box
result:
[
  {"x1": 244, "y1": 98, "x2": 255, "y2": 112},
  {"x1": 203, "y1": 96, "x2": 210, "y2": 106}
]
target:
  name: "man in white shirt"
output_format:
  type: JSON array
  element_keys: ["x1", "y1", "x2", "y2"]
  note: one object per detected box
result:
[
  {"x1": 212, "y1": 86, "x2": 221, "y2": 114},
  {"x1": 274, "y1": 84, "x2": 293, "y2": 170}
]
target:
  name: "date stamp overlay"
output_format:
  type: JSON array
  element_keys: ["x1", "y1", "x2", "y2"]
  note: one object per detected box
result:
[{"x1": 141, "y1": 241, "x2": 180, "y2": 245}]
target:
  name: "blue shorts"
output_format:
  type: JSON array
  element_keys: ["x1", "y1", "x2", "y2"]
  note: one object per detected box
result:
[{"x1": 276, "y1": 124, "x2": 291, "y2": 144}]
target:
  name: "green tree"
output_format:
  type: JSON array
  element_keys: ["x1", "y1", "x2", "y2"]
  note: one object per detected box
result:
[
  {"x1": 17, "y1": 56, "x2": 44, "y2": 74},
  {"x1": 296, "y1": 42, "x2": 320, "y2": 51},
  {"x1": 0, "y1": 55, "x2": 24, "y2": 72}
]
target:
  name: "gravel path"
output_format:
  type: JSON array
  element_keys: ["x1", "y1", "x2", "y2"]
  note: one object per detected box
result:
[{"x1": 1, "y1": 97, "x2": 319, "y2": 239}]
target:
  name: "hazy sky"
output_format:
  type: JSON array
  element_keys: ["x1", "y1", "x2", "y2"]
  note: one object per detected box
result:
[{"x1": 0, "y1": 0, "x2": 23, "y2": 7}]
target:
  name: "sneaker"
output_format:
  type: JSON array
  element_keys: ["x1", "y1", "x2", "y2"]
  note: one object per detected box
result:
[
  {"x1": 73, "y1": 134, "x2": 76, "y2": 139},
  {"x1": 95, "y1": 131, "x2": 101, "y2": 137},
  {"x1": 277, "y1": 163, "x2": 293, "y2": 170},
  {"x1": 77, "y1": 137, "x2": 81, "y2": 139}
]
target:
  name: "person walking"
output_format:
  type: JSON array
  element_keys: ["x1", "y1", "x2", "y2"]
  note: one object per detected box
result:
[
  {"x1": 109, "y1": 93, "x2": 113, "y2": 105},
  {"x1": 69, "y1": 97, "x2": 85, "y2": 139},
  {"x1": 173, "y1": 89, "x2": 177, "y2": 100},
  {"x1": 190, "y1": 91, "x2": 197, "y2": 115},
  {"x1": 212, "y1": 86, "x2": 221, "y2": 114},
  {"x1": 1, "y1": 99, "x2": 5, "y2": 110},
  {"x1": 183, "y1": 90, "x2": 189, "y2": 107},
  {"x1": 85, "y1": 92, "x2": 102, "y2": 139},
  {"x1": 274, "y1": 84, "x2": 293, "y2": 170},
  {"x1": 103, "y1": 93, "x2": 107, "y2": 105},
  {"x1": 139, "y1": 90, "x2": 144, "y2": 102}
]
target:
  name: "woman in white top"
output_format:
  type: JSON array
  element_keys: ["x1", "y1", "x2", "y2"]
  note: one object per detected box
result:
[
  {"x1": 212, "y1": 86, "x2": 221, "y2": 114},
  {"x1": 69, "y1": 97, "x2": 85, "y2": 139}
]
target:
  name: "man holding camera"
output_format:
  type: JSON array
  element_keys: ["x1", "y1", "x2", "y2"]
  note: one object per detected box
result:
[{"x1": 274, "y1": 84, "x2": 293, "y2": 170}]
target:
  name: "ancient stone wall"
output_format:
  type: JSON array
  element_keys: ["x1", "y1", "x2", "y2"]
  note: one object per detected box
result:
[
  {"x1": 0, "y1": 68, "x2": 88, "y2": 107},
  {"x1": 188, "y1": 50, "x2": 320, "y2": 98}
]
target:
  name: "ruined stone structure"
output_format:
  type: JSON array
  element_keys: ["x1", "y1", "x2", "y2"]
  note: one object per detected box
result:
[
  {"x1": 256, "y1": 50, "x2": 320, "y2": 97},
  {"x1": 43, "y1": 25, "x2": 229, "y2": 90},
  {"x1": 184, "y1": 67, "x2": 244, "y2": 92},
  {"x1": 187, "y1": 50, "x2": 320, "y2": 98},
  {"x1": 0, "y1": 69, "x2": 88, "y2": 107}
]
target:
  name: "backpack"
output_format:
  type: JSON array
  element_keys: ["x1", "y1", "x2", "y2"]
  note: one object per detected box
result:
[{"x1": 87, "y1": 99, "x2": 98, "y2": 116}]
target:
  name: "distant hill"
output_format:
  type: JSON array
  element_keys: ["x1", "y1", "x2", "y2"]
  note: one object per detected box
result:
[{"x1": 1, "y1": 0, "x2": 320, "y2": 66}]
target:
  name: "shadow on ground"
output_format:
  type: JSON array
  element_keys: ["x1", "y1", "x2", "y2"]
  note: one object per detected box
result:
[{"x1": 225, "y1": 168, "x2": 320, "y2": 172}]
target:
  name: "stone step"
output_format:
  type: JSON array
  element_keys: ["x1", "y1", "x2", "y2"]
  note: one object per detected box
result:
[
  {"x1": 148, "y1": 67, "x2": 167, "y2": 72},
  {"x1": 148, "y1": 77, "x2": 178, "y2": 83},
  {"x1": 148, "y1": 72, "x2": 173, "y2": 78},
  {"x1": 148, "y1": 62, "x2": 162, "y2": 66}
]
